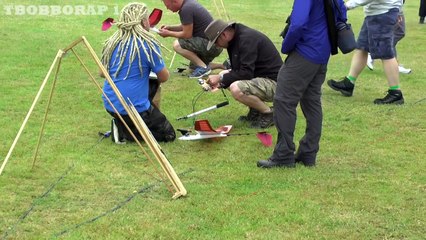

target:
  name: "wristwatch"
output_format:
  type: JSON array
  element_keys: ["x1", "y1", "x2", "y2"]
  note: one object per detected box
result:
[{"x1": 219, "y1": 74, "x2": 224, "y2": 88}]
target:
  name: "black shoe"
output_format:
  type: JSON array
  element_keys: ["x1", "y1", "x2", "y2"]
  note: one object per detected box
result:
[
  {"x1": 295, "y1": 158, "x2": 316, "y2": 167},
  {"x1": 257, "y1": 159, "x2": 295, "y2": 168},
  {"x1": 373, "y1": 90, "x2": 404, "y2": 105},
  {"x1": 238, "y1": 108, "x2": 260, "y2": 122},
  {"x1": 250, "y1": 111, "x2": 274, "y2": 128},
  {"x1": 420, "y1": 17, "x2": 425, "y2": 24},
  {"x1": 327, "y1": 77, "x2": 354, "y2": 96}
]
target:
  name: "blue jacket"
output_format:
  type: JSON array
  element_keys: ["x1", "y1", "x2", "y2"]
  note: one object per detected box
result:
[{"x1": 282, "y1": 0, "x2": 346, "y2": 64}]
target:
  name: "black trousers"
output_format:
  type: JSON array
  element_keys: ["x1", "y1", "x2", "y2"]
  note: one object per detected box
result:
[
  {"x1": 420, "y1": 0, "x2": 426, "y2": 17},
  {"x1": 270, "y1": 51, "x2": 327, "y2": 165},
  {"x1": 108, "y1": 105, "x2": 176, "y2": 143}
]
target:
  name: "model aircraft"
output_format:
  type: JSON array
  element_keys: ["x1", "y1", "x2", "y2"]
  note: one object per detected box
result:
[
  {"x1": 178, "y1": 119, "x2": 273, "y2": 147},
  {"x1": 178, "y1": 119, "x2": 232, "y2": 140}
]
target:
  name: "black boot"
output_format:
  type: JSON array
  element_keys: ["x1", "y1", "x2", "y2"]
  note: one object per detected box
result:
[
  {"x1": 373, "y1": 90, "x2": 404, "y2": 105},
  {"x1": 251, "y1": 111, "x2": 274, "y2": 128},
  {"x1": 238, "y1": 107, "x2": 260, "y2": 122},
  {"x1": 327, "y1": 77, "x2": 355, "y2": 96}
]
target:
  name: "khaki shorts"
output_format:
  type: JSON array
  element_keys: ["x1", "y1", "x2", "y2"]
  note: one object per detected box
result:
[
  {"x1": 178, "y1": 37, "x2": 223, "y2": 65},
  {"x1": 236, "y1": 77, "x2": 276, "y2": 102}
]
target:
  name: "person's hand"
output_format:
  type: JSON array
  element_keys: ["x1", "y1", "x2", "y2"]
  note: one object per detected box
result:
[
  {"x1": 206, "y1": 74, "x2": 221, "y2": 90},
  {"x1": 158, "y1": 28, "x2": 170, "y2": 38}
]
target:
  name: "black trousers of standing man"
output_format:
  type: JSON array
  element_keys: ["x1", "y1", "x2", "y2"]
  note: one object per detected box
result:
[{"x1": 270, "y1": 51, "x2": 327, "y2": 166}]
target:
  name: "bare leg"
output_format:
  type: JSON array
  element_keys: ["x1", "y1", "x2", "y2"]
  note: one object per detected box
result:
[
  {"x1": 348, "y1": 49, "x2": 369, "y2": 78},
  {"x1": 382, "y1": 58, "x2": 400, "y2": 88},
  {"x1": 209, "y1": 62, "x2": 225, "y2": 70},
  {"x1": 229, "y1": 83, "x2": 271, "y2": 113},
  {"x1": 173, "y1": 40, "x2": 207, "y2": 68}
]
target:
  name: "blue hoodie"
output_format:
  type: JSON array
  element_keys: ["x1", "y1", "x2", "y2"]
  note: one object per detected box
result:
[{"x1": 282, "y1": 0, "x2": 347, "y2": 64}]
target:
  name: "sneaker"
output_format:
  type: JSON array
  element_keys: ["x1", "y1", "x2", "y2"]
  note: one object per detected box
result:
[
  {"x1": 373, "y1": 90, "x2": 404, "y2": 105},
  {"x1": 398, "y1": 65, "x2": 412, "y2": 74},
  {"x1": 366, "y1": 53, "x2": 374, "y2": 70},
  {"x1": 251, "y1": 111, "x2": 274, "y2": 128},
  {"x1": 189, "y1": 66, "x2": 211, "y2": 78},
  {"x1": 111, "y1": 119, "x2": 126, "y2": 144},
  {"x1": 238, "y1": 107, "x2": 260, "y2": 122},
  {"x1": 327, "y1": 77, "x2": 355, "y2": 96}
]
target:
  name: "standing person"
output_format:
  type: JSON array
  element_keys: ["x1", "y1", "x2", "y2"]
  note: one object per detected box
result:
[
  {"x1": 159, "y1": 0, "x2": 223, "y2": 78},
  {"x1": 101, "y1": 3, "x2": 176, "y2": 144},
  {"x1": 366, "y1": 0, "x2": 411, "y2": 74},
  {"x1": 420, "y1": 0, "x2": 426, "y2": 23},
  {"x1": 257, "y1": 0, "x2": 347, "y2": 168},
  {"x1": 204, "y1": 19, "x2": 283, "y2": 128},
  {"x1": 328, "y1": 0, "x2": 404, "y2": 105}
]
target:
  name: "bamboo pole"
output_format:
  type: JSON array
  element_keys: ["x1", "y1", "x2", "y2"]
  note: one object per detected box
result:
[
  {"x1": 81, "y1": 36, "x2": 186, "y2": 198},
  {"x1": 69, "y1": 46, "x2": 173, "y2": 194},
  {"x1": 129, "y1": 104, "x2": 187, "y2": 199},
  {"x1": 219, "y1": 0, "x2": 231, "y2": 21},
  {"x1": 31, "y1": 56, "x2": 63, "y2": 169},
  {"x1": 0, "y1": 50, "x2": 64, "y2": 176},
  {"x1": 213, "y1": 0, "x2": 224, "y2": 19},
  {"x1": 169, "y1": 51, "x2": 176, "y2": 69}
]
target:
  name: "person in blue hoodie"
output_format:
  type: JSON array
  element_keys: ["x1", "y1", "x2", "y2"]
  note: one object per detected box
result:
[{"x1": 258, "y1": 0, "x2": 347, "y2": 168}]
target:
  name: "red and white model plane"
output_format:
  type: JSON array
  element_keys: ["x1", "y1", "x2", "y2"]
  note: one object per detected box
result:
[{"x1": 178, "y1": 119, "x2": 232, "y2": 140}]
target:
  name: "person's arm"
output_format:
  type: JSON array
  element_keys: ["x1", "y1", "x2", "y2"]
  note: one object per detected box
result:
[
  {"x1": 156, "y1": 67, "x2": 169, "y2": 83},
  {"x1": 219, "y1": 36, "x2": 258, "y2": 88},
  {"x1": 99, "y1": 69, "x2": 105, "y2": 78},
  {"x1": 281, "y1": 1, "x2": 311, "y2": 54},
  {"x1": 160, "y1": 24, "x2": 183, "y2": 32},
  {"x1": 158, "y1": 24, "x2": 193, "y2": 39}
]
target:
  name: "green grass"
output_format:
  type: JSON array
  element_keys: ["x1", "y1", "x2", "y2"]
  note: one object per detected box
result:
[{"x1": 1, "y1": 0, "x2": 425, "y2": 239}]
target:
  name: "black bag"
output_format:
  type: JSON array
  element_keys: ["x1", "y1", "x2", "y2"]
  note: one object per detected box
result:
[
  {"x1": 332, "y1": 0, "x2": 357, "y2": 54},
  {"x1": 279, "y1": 15, "x2": 291, "y2": 39},
  {"x1": 336, "y1": 21, "x2": 357, "y2": 54}
]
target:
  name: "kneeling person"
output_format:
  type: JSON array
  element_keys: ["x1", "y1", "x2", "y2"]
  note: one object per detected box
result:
[{"x1": 101, "y1": 3, "x2": 176, "y2": 143}]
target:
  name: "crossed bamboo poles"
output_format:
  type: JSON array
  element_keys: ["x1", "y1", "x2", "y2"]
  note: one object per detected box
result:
[{"x1": 0, "y1": 36, "x2": 187, "y2": 199}]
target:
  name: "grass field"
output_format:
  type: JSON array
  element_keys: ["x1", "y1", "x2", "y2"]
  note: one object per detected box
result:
[{"x1": 0, "y1": 0, "x2": 425, "y2": 239}]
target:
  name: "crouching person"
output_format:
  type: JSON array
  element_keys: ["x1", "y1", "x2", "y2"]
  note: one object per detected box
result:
[
  {"x1": 100, "y1": 3, "x2": 176, "y2": 143},
  {"x1": 204, "y1": 19, "x2": 283, "y2": 128}
]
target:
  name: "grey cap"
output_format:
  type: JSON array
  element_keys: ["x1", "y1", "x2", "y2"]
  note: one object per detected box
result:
[{"x1": 204, "y1": 19, "x2": 235, "y2": 50}]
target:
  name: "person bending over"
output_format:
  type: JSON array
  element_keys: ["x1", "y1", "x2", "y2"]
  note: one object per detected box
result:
[
  {"x1": 205, "y1": 19, "x2": 283, "y2": 129},
  {"x1": 159, "y1": 0, "x2": 223, "y2": 78}
]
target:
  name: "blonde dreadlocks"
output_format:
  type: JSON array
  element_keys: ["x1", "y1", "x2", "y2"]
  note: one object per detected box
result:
[{"x1": 101, "y1": 2, "x2": 165, "y2": 79}]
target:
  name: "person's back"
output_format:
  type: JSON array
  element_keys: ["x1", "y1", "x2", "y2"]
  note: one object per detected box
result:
[
  {"x1": 101, "y1": 3, "x2": 175, "y2": 143},
  {"x1": 103, "y1": 39, "x2": 163, "y2": 114},
  {"x1": 179, "y1": 0, "x2": 212, "y2": 38},
  {"x1": 225, "y1": 23, "x2": 282, "y2": 83},
  {"x1": 348, "y1": 0, "x2": 402, "y2": 16}
]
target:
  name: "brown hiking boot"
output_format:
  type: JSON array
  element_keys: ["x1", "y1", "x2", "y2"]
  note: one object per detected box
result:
[
  {"x1": 250, "y1": 111, "x2": 274, "y2": 128},
  {"x1": 238, "y1": 108, "x2": 260, "y2": 122}
]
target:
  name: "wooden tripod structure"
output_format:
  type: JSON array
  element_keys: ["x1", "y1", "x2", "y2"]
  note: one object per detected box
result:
[{"x1": 0, "y1": 36, "x2": 187, "y2": 199}]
